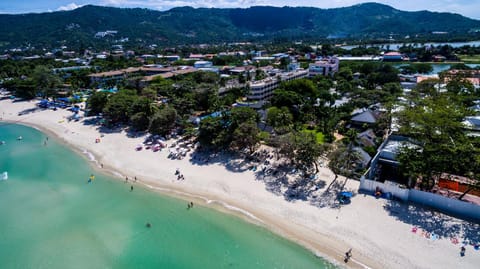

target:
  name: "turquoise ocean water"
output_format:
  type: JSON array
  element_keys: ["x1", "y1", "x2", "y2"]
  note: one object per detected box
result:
[{"x1": 0, "y1": 124, "x2": 334, "y2": 269}]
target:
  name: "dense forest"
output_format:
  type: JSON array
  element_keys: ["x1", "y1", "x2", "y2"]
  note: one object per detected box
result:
[{"x1": 1, "y1": 3, "x2": 480, "y2": 50}]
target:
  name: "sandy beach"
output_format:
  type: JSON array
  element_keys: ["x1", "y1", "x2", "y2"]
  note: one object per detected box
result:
[{"x1": 1, "y1": 99, "x2": 479, "y2": 269}]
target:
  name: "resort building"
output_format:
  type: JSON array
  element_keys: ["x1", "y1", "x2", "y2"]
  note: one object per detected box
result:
[
  {"x1": 350, "y1": 109, "x2": 382, "y2": 129},
  {"x1": 443, "y1": 69, "x2": 480, "y2": 88},
  {"x1": 193, "y1": 61, "x2": 213, "y2": 69},
  {"x1": 382, "y1": 52, "x2": 405, "y2": 62},
  {"x1": 89, "y1": 66, "x2": 197, "y2": 86},
  {"x1": 246, "y1": 69, "x2": 308, "y2": 101},
  {"x1": 308, "y1": 57, "x2": 339, "y2": 77}
]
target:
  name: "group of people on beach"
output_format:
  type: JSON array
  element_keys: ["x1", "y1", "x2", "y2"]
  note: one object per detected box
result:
[
  {"x1": 125, "y1": 176, "x2": 138, "y2": 183},
  {"x1": 175, "y1": 169, "x2": 185, "y2": 180},
  {"x1": 125, "y1": 176, "x2": 138, "y2": 191}
]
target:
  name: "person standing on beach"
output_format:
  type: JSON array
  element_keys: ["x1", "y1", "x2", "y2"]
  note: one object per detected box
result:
[{"x1": 344, "y1": 248, "x2": 352, "y2": 263}]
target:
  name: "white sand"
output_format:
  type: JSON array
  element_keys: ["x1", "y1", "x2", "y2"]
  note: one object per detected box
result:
[{"x1": 1, "y1": 99, "x2": 479, "y2": 269}]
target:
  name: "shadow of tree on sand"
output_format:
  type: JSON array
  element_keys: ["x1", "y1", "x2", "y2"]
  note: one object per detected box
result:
[
  {"x1": 383, "y1": 200, "x2": 480, "y2": 245},
  {"x1": 82, "y1": 117, "x2": 124, "y2": 134},
  {"x1": 188, "y1": 150, "x2": 254, "y2": 174},
  {"x1": 17, "y1": 107, "x2": 45, "y2": 116},
  {"x1": 252, "y1": 165, "x2": 357, "y2": 209},
  {"x1": 186, "y1": 148, "x2": 357, "y2": 209}
]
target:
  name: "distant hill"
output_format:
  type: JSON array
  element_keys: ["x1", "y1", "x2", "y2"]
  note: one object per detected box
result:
[{"x1": 1, "y1": 3, "x2": 479, "y2": 49}]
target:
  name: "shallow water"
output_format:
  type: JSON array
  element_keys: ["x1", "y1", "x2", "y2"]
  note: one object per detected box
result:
[{"x1": 0, "y1": 124, "x2": 334, "y2": 269}]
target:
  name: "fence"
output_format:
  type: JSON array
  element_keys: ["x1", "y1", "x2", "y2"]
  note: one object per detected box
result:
[
  {"x1": 360, "y1": 177, "x2": 410, "y2": 201},
  {"x1": 360, "y1": 177, "x2": 480, "y2": 221},
  {"x1": 409, "y1": 189, "x2": 480, "y2": 222}
]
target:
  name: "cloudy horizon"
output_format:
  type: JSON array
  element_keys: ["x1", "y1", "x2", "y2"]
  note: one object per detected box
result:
[{"x1": 0, "y1": 1, "x2": 479, "y2": 20}]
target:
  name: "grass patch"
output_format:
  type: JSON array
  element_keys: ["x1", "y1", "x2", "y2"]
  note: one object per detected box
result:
[
  {"x1": 301, "y1": 128, "x2": 325, "y2": 144},
  {"x1": 457, "y1": 54, "x2": 480, "y2": 63},
  {"x1": 258, "y1": 131, "x2": 270, "y2": 142}
]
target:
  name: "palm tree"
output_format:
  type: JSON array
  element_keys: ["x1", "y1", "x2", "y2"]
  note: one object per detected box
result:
[{"x1": 326, "y1": 142, "x2": 362, "y2": 193}]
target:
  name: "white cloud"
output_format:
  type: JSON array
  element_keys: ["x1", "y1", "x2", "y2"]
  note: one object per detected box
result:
[{"x1": 57, "y1": 3, "x2": 83, "y2": 11}]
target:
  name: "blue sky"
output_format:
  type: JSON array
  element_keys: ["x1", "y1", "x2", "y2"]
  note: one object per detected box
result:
[{"x1": 0, "y1": 0, "x2": 479, "y2": 20}]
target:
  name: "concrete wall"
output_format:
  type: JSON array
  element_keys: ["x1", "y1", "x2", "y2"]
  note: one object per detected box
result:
[
  {"x1": 409, "y1": 189, "x2": 480, "y2": 222},
  {"x1": 360, "y1": 177, "x2": 480, "y2": 221},
  {"x1": 360, "y1": 177, "x2": 410, "y2": 201}
]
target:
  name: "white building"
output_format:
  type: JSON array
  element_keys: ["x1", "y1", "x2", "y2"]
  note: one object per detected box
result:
[
  {"x1": 308, "y1": 57, "x2": 339, "y2": 77},
  {"x1": 246, "y1": 70, "x2": 308, "y2": 101},
  {"x1": 194, "y1": 61, "x2": 213, "y2": 69}
]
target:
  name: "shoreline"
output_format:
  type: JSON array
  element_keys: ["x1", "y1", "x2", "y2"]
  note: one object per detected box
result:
[
  {"x1": 7, "y1": 119, "x2": 357, "y2": 268},
  {"x1": 2, "y1": 99, "x2": 479, "y2": 269}
]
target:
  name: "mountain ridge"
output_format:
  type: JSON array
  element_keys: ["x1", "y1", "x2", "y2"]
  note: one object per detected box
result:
[{"x1": 1, "y1": 3, "x2": 479, "y2": 50}]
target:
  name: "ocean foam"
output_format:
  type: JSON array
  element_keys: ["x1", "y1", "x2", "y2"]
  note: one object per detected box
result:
[
  {"x1": 143, "y1": 183, "x2": 263, "y2": 223},
  {"x1": 82, "y1": 149, "x2": 97, "y2": 163}
]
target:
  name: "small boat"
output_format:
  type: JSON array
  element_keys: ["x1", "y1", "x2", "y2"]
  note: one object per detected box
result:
[
  {"x1": 17, "y1": 136, "x2": 23, "y2": 140},
  {"x1": 0, "y1": 141, "x2": 5, "y2": 145},
  {"x1": 1, "y1": 171, "x2": 7, "y2": 181}
]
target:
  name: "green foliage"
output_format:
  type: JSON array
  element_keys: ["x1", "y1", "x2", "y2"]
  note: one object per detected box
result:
[
  {"x1": 400, "y1": 63, "x2": 433, "y2": 74},
  {"x1": 6, "y1": 79, "x2": 36, "y2": 99},
  {"x1": 1, "y1": 3, "x2": 479, "y2": 49},
  {"x1": 277, "y1": 131, "x2": 327, "y2": 173},
  {"x1": 197, "y1": 107, "x2": 260, "y2": 152},
  {"x1": 267, "y1": 106, "x2": 293, "y2": 134},
  {"x1": 32, "y1": 65, "x2": 62, "y2": 98},
  {"x1": 271, "y1": 89, "x2": 302, "y2": 109},
  {"x1": 328, "y1": 144, "x2": 362, "y2": 179},
  {"x1": 258, "y1": 131, "x2": 270, "y2": 142},
  {"x1": 149, "y1": 106, "x2": 178, "y2": 136},
  {"x1": 415, "y1": 63, "x2": 434, "y2": 74},
  {"x1": 293, "y1": 132, "x2": 322, "y2": 172},
  {"x1": 102, "y1": 90, "x2": 138, "y2": 124},
  {"x1": 86, "y1": 91, "x2": 109, "y2": 115},
  {"x1": 336, "y1": 67, "x2": 353, "y2": 81},
  {"x1": 231, "y1": 121, "x2": 260, "y2": 154},
  {"x1": 230, "y1": 107, "x2": 259, "y2": 128},
  {"x1": 197, "y1": 116, "x2": 229, "y2": 149},
  {"x1": 130, "y1": 112, "x2": 150, "y2": 131},
  {"x1": 397, "y1": 78, "x2": 480, "y2": 188},
  {"x1": 301, "y1": 128, "x2": 325, "y2": 144},
  {"x1": 280, "y1": 79, "x2": 318, "y2": 98}
]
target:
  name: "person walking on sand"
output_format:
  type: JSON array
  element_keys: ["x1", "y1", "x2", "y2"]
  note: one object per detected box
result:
[{"x1": 344, "y1": 248, "x2": 352, "y2": 263}]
